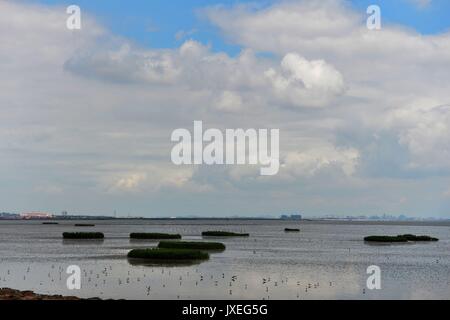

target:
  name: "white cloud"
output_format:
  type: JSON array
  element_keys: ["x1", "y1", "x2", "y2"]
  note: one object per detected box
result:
[
  {"x1": 283, "y1": 145, "x2": 360, "y2": 177},
  {"x1": 64, "y1": 37, "x2": 348, "y2": 112},
  {"x1": 205, "y1": 0, "x2": 450, "y2": 171},
  {"x1": 204, "y1": 1, "x2": 360, "y2": 48},
  {"x1": 110, "y1": 172, "x2": 148, "y2": 192},
  {"x1": 65, "y1": 43, "x2": 181, "y2": 84},
  {"x1": 103, "y1": 166, "x2": 198, "y2": 194},
  {"x1": 204, "y1": 1, "x2": 450, "y2": 68},
  {"x1": 265, "y1": 53, "x2": 346, "y2": 107},
  {"x1": 385, "y1": 104, "x2": 450, "y2": 169},
  {"x1": 223, "y1": 144, "x2": 360, "y2": 181},
  {"x1": 214, "y1": 91, "x2": 244, "y2": 112}
]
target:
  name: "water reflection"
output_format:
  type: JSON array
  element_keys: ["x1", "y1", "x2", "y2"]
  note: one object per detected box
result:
[
  {"x1": 127, "y1": 257, "x2": 206, "y2": 268},
  {"x1": 62, "y1": 239, "x2": 105, "y2": 245}
]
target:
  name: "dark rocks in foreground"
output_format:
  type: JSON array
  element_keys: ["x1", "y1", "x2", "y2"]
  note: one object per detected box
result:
[{"x1": 0, "y1": 288, "x2": 88, "y2": 300}]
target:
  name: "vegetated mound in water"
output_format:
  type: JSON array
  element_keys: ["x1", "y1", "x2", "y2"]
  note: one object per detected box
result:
[
  {"x1": 127, "y1": 248, "x2": 209, "y2": 261},
  {"x1": 158, "y1": 241, "x2": 225, "y2": 251},
  {"x1": 130, "y1": 233, "x2": 181, "y2": 240},
  {"x1": 364, "y1": 234, "x2": 439, "y2": 243},
  {"x1": 202, "y1": 231, "x2": 249, "y2": 237},
  {"x1": 63, "y1": 232, "x2": 104, "y2": 239}
]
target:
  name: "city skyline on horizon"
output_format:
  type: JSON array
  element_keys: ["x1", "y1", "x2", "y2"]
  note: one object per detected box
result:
[{"x1": 1, "y1": 209, "x2": 449, "y2": 221}]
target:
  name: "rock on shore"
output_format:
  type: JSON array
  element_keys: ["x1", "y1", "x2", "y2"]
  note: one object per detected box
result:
[{"x1": 0, "y1": 288, "x2": 84, "y2": 300}]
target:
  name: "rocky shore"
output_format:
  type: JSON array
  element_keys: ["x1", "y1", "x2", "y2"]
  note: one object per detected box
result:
[{"x1": 0, "y1": 288, "x2": 84, "y2": 300}]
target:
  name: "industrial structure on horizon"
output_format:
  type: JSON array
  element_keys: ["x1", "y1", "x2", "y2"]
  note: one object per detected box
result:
[
  {"x1": 280, "y1": 214, "x2": 302, "y2": 220},
  {"x1": 20, "y1": 212, "x2": 54, "y2": 219}
]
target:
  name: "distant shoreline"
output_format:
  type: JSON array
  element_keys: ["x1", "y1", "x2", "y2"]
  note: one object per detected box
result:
[{"x1": 0, "y1": 217, "x2": 448, "y2": 227}]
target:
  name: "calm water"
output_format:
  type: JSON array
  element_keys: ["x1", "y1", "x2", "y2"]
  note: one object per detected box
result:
[{"x1": 0, "y1": 219, "x2": 449, "y2": 300}]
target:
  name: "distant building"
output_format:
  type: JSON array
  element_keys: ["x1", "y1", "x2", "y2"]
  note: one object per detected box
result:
[
  {"x1": 280, "y1": 214, "x2": 302, "y2": 220},
  {"x1": 0, "y1": 212, "x2": 20, "y2": 219},
  {"x1": 20, "y1": 212, "x2": 54, "y2": 219}
]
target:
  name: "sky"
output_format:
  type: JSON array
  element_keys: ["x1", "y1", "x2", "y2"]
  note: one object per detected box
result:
[
  {"x1": 1, "y1": 0, "x2": 450, "y2": 218},
  {"x1": 27, "y1": 0, "x2": 450, "y2": 51}
]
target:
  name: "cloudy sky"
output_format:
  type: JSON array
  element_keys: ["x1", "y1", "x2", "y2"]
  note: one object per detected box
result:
[{"x1": 1, "y1": 0, "x2": 450, "y2": 218}]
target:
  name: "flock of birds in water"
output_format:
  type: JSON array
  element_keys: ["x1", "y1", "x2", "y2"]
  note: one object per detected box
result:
[{"x1": 0, "y1": 262, "x2": 337, "y2": 299}]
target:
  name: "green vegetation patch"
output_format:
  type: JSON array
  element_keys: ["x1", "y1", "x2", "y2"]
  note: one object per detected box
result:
[
  {"x1": 364, "y1": 235, "x2": 408, "y2": 242},
  {"x1": 158, "y1": 241, "x2": 225, "y2": 251},
  {"x1": 127, "y1": 248, "x2": 209, "y2": 260},
  {"x1": 130, "y1": 233, "x2": 181, "y2": 240},
  {"x1": 202, "y1": 231, "x2": 249, "y2": 237},
  {"x1": 364, "y1": 234, "x2": 438, "y2": 242},
  {"x1": 399, "y1": 234, "x2": 439, "y2": 241},
  {"x1": 63, "y1": 232, "x2": 104, "y2": 239}
]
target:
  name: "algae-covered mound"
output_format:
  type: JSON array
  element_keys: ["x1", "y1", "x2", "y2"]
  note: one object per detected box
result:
[
  {"x1": 364, "y1": 235, "x2": 408, "y2": 242},
  {"x1": 130, "y1": 233, "x2": 181, "y2": 240},
  {"x1": 127, "y1": 248, "x2": 209, "y2": 261},
  {"x1": 202, "y1": 231, "x2": 249, "y2": 237},
  {"x1": 364, "y1": 234, "x2": 438, "y2": 242},
  {"x1": 158, "y1": 241, "x2": 225, "y2": 251},
  {"x1": 63, "y1": 232, "x2": 104, "y2": 239},
  {"x1": 399, "y1": 234, "x2": 438, "y2": 241}
]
